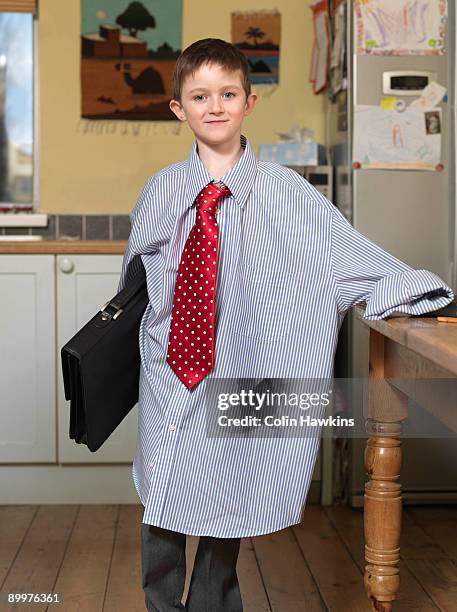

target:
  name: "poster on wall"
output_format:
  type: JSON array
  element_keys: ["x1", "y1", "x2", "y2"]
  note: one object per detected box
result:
[
  {"x1": 80, "y1": 0, "x2": 182, "y2": 121},
  {"x1": 231, "y1": 10, "x2": 281, "y2": 85},
  {"x1": 354, "y1": 0, "x2": 447, "y2": 56}
]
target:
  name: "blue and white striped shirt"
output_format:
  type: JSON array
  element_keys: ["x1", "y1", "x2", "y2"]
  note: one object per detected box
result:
[{"x1": 118, "y1": 134, "x2": 453, "y2": 537}]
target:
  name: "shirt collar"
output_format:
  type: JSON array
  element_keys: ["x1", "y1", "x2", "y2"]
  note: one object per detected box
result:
[{"x1": 183, "y1": 134, "x2": 257, "y2": 211}]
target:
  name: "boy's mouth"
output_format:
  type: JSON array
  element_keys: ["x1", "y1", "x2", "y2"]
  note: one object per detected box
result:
[{"x1": 206, "y1": 120, "x2": 228, "y2": 124}]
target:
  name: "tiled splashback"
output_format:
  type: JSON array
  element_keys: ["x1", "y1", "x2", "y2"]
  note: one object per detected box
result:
[{"x1": 0, "y1": 215, "x2": 131, "y2": 240}]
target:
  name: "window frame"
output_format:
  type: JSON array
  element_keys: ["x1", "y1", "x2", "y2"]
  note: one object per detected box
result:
[{"x1": 0, "y1": 9, "x2": 39, "y2": 212}]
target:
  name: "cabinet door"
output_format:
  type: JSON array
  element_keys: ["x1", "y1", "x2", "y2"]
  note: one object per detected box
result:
[
  {"x1": 0, "y1": 255, "x2": 56, "y2": 462},
  {"x1": 57, "y1": 254, "x2": 138, "y2": 463}
]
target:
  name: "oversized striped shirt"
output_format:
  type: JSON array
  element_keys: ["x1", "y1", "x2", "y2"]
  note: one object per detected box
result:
[{"x1": 118, "y1": 133, "x2": 454, "y2": 537}]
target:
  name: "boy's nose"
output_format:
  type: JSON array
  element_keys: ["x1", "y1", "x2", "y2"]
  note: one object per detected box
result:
[{"x1": 209, "y1": 97, "x2": 223, "y2": 113}]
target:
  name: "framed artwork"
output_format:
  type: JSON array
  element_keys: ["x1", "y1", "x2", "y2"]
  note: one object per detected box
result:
[
  {"x1": 80, "y1": 0, "x2": 182, "y2": 120},
  {"x1": 231, "y1": 10, "x2": 281, "y2": 85}
]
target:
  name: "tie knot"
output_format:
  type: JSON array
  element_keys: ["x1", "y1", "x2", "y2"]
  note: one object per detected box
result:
[{"x1": 196, "y1": 183, "x2": 231, "y2": 214}]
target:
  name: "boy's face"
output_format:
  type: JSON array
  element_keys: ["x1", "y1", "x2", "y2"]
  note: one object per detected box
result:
[{"x1": 169, "y1": 62, "x2": 257, "y2": 147}]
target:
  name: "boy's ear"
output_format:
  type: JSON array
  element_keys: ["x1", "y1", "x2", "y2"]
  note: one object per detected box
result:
[
  {"x1": 169, "y1": 99, "x2": 187, "y2": 121},
  {"x1": 244, "y1": 92, "x2": 258, "y2": 116}
]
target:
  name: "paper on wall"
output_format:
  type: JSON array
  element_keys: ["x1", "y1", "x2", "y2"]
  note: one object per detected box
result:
[
  {"x1": 329, "y1": 1, "x2": 346, "y2": 96},
  {"x1": 330, "y1": 3, "x2": 344, "y2": 69},
  {"x1": 309, "y1": 0, "x2": 330, "y2": 94},
  {"x1": 353, "y1": 105, "x2": 441, "y2": 170}
]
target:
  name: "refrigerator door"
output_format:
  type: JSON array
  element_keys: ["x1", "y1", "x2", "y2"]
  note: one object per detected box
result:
[{"x1": 353, "y1": 52, "x2": 451, "y2": 280}]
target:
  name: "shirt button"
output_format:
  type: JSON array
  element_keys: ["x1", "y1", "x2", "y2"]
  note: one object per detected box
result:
[
  {"x1": 169, "y1": 424, "x2": 176, "y2": 431},
  {"x1": 149, "y1": 462, "x2": 155, "y2": 468}
]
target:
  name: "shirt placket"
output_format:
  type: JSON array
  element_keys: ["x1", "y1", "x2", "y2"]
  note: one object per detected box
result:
[{"x1": 143, "y1": 198, "x2": 214, "y2": 523}]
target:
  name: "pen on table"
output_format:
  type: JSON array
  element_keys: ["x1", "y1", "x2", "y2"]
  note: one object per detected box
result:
[{"x1": 437, "y1": 317, "x2": 457, "y2": 324}]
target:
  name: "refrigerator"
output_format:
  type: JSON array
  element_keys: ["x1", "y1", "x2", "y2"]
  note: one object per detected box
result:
[{"x1": 326, "y1": 0, "x2": 457, "y2": 506}]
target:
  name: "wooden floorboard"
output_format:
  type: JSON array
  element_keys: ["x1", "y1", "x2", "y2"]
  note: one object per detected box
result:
[
  {"x1": 183, "y1": 535, "x2": 199, "y2": 605},
  {"x1": 251, "y1": 524, "x2": 325, "y2": 611},
  {"x1": 293, "y1": 506, "x2": 371, "y2": 611},
  {"x1": 401, "y1": 508, "x2": 457, "y2": 611},
  {"x1": 406, "y1": 507, "x2": 457, "y2": 567},
  {"x1": 0, "y1": 505, "x2": 38, "y2": 586},
  {"x1": 51, "y1": 505, "x2": 118, "y2": 611},
  {"x1": 237, "y1": 538, "x2": 271, "y2": 612},
  {"x1": 102, "y1": 505, "x2": 144, "y2": 612},
  {"x1": 1, "y1": 505, "x2": 78, "y2": 612},
  {"x1": 0, "y1": 504, "x2": 456, "y2": 611}
]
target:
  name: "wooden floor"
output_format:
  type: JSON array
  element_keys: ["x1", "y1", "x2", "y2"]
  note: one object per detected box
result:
[{"x1": 1, "y1": 504, "x2": 456, "y2": 611}]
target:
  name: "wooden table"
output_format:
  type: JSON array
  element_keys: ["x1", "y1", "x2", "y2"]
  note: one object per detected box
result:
[{"x1": 355, "y1": 305, "x2": 457, "y2": 611}]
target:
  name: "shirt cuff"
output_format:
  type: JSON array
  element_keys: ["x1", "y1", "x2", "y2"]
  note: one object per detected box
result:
[{"x1": 363, "y1": 269, "x2": 455, "y2": 320}]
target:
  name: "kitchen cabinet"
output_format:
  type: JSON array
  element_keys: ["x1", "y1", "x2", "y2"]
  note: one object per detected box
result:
[
  {"x1": 0, "y1": 251, "x2": 140, "y2": 503},
  {"x1": 0, "y1": 255, "x2": 56, "y2": 462}
]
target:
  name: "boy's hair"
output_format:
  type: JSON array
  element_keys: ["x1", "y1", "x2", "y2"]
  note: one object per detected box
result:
[{"x1": 172, "y1": 38, "x2": 251, "y2": 102}]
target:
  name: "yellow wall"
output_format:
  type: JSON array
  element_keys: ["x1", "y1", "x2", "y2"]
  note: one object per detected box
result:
[{"x1": 39, "y1": 0, "x2": 325, "y2": 214}]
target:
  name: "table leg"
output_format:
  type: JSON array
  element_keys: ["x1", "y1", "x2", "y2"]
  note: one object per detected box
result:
[
  {"x1": 363, "y1": 329, "x2": 408, "y2": 611},
  {"x1": 364, "y1": 422, "x2": 402, "y2": 611}
]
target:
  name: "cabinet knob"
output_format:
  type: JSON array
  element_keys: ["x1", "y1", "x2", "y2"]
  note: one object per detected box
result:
[{"x1": 59, "y1": 257, "x2": 74, "y2": 273}]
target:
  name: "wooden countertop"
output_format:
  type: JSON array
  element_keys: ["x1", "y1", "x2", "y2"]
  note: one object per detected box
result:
[
  {"x1": 355, "y1": 304, "x2": 457, "y2": 377},
  {"x1": 0, "y1": 240, "x2": 127, "y2": 254}
]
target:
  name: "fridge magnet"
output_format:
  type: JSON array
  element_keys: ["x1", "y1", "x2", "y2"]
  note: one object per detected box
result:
[
  {"x1": 80, "y1": 0, "x2": 182, "y2": 123},
  {"x1": 231, "y1": 9, "x2": 281, "y2": 89},
  {"x1": 379, "y1": 96, "x2": 397, "y2": 110},
  {"x1": 354, "y1": 0, "x2": 447, "y2": 56}
]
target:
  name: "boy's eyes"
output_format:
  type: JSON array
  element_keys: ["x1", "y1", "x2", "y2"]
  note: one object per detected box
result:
[{"x1": 192, "y1": 92, "x2": 236, "y2": 101}]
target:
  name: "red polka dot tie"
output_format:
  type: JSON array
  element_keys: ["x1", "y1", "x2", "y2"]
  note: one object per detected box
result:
[{"x1": 166, "y1": 182, "x2": 231, "y2": 389}]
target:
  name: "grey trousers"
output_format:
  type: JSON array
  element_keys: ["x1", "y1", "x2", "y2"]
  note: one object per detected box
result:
[{"x1": 140, "y1": 522, "x2": 243, "y2": 612}]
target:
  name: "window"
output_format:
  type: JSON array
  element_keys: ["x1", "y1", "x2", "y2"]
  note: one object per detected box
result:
[{"x1": 0, "y1": 1, "x2": 37, "y2": 212}]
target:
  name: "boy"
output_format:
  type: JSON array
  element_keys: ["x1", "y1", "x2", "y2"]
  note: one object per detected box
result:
[{"x1": 118, "y1": 38, "x2": 454, "y2": 611}]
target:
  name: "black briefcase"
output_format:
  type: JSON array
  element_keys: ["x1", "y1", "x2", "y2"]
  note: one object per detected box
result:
[{"x1": 61, "y1": 255, "x2": 148, "y2": 452}]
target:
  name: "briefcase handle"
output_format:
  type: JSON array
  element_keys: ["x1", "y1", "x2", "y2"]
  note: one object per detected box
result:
[{"x1": 100, "y1": 255, "x2": 146, "y2": 321}]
